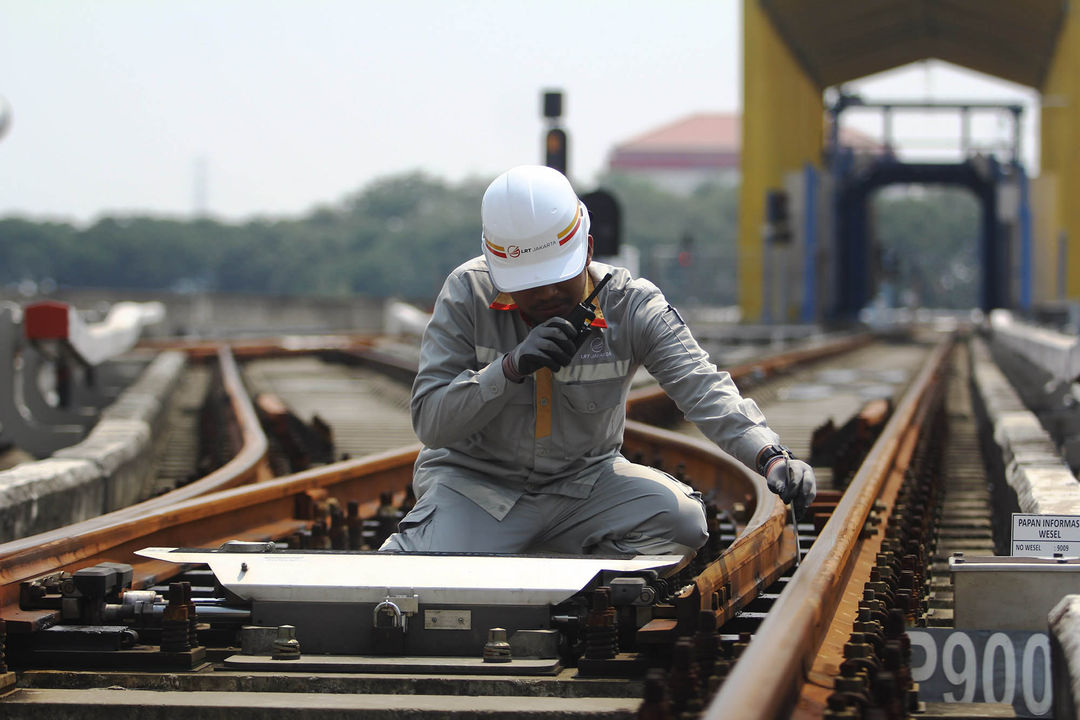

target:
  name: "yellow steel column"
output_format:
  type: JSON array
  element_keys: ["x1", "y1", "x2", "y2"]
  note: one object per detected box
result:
[
  {"x1": 1040, "y1": 3, "x2": 1080, "y2": 301},
  {"x1": 739, "y1": 0, "x2": 824, "y2": 321}
]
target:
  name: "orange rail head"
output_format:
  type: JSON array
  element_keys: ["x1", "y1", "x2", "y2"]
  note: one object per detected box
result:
[
  {"x1": 144, "y1": 345, "x2": 272, "y2": 499},
  {"x1": 704, "y1": 337, "x2": 953, "y2": 720},
  {"x1": 137, "y1": 334, "x2": 377, "y2": 360},
  {"x1": 255, "y1": 392, "x2": 290, "y2": 419},
  {"x1": 857, "y1": 396, "x2": 892, "y2": 428},
  {"x1": 795, "y1": 405, "x2": 931, "y2": 718},
  {"x1": 623, "y1": 420, "x2": 796, "y2": 636},
  {"x1": 0, "y1": 346, "x2": 270, "y2": 599},
  {"x1": 724, "y1": 333, "x2": 873, "y2": 383},
  {"x1": 680, "y1": 498, "x2": 795, "y2": 629},
  {"x1": 0, "y1": 444, "x2": 422, "y2": 612},
  {"x1": 626, "y1": 333, "x2": 872, "y2": 426}
]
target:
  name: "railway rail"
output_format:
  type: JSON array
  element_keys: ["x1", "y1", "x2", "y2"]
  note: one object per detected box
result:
[{"x1": 0, "y1": 331, "x2": 982, "y2": 719}]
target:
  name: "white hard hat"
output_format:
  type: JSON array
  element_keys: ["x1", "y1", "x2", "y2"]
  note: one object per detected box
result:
[{"x1": 481, "y1": 165, "x2": 590, "y2": 293}]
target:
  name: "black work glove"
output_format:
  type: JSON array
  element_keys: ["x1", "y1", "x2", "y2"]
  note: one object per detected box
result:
[
  {"x1": 766, "y1": 458, "x2": 817, "y2": 515},
  {"x1": 508, "y1": 317, "x2": 578, "y2": 376}
]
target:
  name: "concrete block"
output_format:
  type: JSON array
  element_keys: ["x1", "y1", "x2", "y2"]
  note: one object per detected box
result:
[
  {"x1": 971, "y1": 336, "x2": 1079, "y2": 522},
  {"x1": 994, "y1": 412, "x2": 1053, "y2": 448},
  {"x1": 0, "y1": 458, "x2": 103, "y2": 542},
  {"x1": 54, "y1": 419, "x2": 153, "y2": 511},
  {"x1": 0, "y1": 350, "x2": 188, "y2": 541},
  {"x1": 100, "y1": 394, "x2": 163, "y2": 427},
  {"x1": 1007, "y1": 463, "x2": 1080, "y2": 515},
  {"x1": 1049, "y1": 594, "x2": 1080, "y2": 720},
  {"x1": 104, "y1": 351, "x2": 184, "y2": 437}
]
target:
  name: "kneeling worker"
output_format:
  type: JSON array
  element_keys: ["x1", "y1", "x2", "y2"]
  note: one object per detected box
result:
[{"x1": 381, "y1": 165, "x2": 815, "y2": 559}]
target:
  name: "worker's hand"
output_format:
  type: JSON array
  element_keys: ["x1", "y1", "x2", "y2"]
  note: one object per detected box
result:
[
  {"x1": 766, "y1": 458, "x2": 817, "y2": 514},
  {"x1": 508, "y1": 317, "x2": 578, "y2": 376}
]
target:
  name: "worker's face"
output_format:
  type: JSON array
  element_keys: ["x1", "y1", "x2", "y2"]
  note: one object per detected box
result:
[{"x1": 510, "y1": 236, "x2": 594, "y2": 324}]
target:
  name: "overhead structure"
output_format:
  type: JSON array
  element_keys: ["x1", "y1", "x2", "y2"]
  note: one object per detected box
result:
[
  {"x1": 739, "y1": 2, "x2": 824, "y2": 322},
  {"x1": 1039, "y1": 8, "x2": 1080, "y2": 310},
  {"x1": 739, "y1": 0, "x2": 1079, "y2": 321},
  {"x1": 759, "y1": 0, "x2": 1064, "y2": 89}
]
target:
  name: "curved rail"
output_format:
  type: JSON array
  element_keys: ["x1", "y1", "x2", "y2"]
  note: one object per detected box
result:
[
  {"x1": 1, "y1": 426, "x2": 778, "y2": 629},
  {"x1": 159, "y1": 346, "x2": 272, "y2": 502},
  {"x1": 707, "y1": 337, "x2": 953, "y2": 719},
  {"x1": 0, "y1": 346, "x2": 271, "y2": 610},
  {"x1": 0, "y1": 444, "x2": 420, "y2": 612},
  {"x1": 624, "y1": 420, "x2": 796, "y2": 635}
]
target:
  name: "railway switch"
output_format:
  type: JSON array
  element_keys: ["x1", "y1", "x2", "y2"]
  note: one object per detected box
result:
[
  {"x1": 113, "y1": 547, "x2": 685, "y2": 672},
  {"x1": 0, "y1": 331, "x2": 1032, "y2": 716}
]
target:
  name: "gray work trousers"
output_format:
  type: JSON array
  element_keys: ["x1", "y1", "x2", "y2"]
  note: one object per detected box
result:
[{"x1": 379, "y1": 459, "x2": 709, "y2": 559}]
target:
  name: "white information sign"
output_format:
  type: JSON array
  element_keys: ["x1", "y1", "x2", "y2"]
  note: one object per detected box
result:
[{"x1": 1011, "y1": 513, "x2": 1080, "y2": 557}]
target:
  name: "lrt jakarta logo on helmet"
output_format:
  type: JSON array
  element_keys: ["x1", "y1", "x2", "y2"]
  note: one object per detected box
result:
[
  {"x1": 485, "y1": 206, "x2": 582, "y2": 261},
  {"x1": 486, "y1": 238, "x2": 556, "y2": 260}
]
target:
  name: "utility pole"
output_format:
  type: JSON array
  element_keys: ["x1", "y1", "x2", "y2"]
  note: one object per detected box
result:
[{"x1": 0, "y1": 95, "x2": 12, "y2": 143}]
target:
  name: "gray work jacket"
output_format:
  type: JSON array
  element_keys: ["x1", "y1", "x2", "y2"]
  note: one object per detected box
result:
[{"x1": 410, "y1": 257, "x2": 780, "y2": 520}]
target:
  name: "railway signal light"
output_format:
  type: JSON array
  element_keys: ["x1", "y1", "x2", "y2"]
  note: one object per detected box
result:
[
  {"x1": 545, "y1": 128, "x2": 568, "y2": 175},
  {"x1": 541, "y1": 90, "x2": 568, "y2": 175},
  {"x1": 542, "y1": 91, "x2": 563, "y2": 120},
  {"x1": 678, "y1": 233, "x2": 694, "y2": 268},
  {"x1": 765, "y1": 189, "x2": 792, "y2": 244},
  {"x1": 581, "y1": 190, "x2": 621, "y2": 257}
]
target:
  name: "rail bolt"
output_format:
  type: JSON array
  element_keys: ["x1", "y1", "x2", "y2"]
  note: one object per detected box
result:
[
  {"x1": 272, "y1": 624, "x2": 301, "y2": 660},
  {"x1": 483, "y1": 627, "x2": 512, "y2": 663}
]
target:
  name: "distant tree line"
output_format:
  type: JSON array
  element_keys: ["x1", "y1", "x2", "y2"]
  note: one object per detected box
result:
[
  {"x1": 872, "y1": 187, "x2": 980, "y2": 308},
  {"x1": 0, "y1": 171, "x2": 978, "y2": 309}
]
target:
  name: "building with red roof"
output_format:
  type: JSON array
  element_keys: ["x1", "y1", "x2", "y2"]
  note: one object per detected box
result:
[
  {"x1": 607, "y1": 112, "x2": 881, "y2": 194},
  {"x1": 607, "y1": 113, "x2": 741, "y2": 194}
]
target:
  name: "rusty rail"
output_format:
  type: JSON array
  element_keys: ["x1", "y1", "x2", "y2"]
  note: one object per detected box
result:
[
  {"x1": 0, "y1": 444, "x2": 419, "y2": 623},
  {"x1": 623, "y1": 420, "x2": 797, "y2": 638},
  {"x1": 162, "y1": 346, "x2": 273, "y2": 501},
  {"x1": 0, "y1": 372, "x2": 808, "y2": 632},
  {"x1": 706, "y1": 337, "x2": 953, "y2": 719},
  {"x1": 626, "y1": 332, "x2": 871, "y2": 426},
  {"x1": 137, "y1": 333, "x2": 376, "y2": 360},
  {"x1": 0, "y1": 346, "x2": 271, "y2": 612},
  {"x1": 1, "y1": 429, "x2": 776, "y2": 633}
]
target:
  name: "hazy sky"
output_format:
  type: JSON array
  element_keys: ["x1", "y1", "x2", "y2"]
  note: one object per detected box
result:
[{"x1": 0, "y1": 1, "x2": 1040, "y2": 224}]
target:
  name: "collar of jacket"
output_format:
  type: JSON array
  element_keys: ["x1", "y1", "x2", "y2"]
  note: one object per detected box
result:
[{"x1": 488, "y1": 271, "x2": 608, "y2": 328}]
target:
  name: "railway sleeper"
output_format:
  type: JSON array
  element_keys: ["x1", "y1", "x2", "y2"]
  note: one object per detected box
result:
[
  {"x1": 820, "y1": 404, "x2": 949, "y2": 717},
  {"x1": 253, "y1": 392, "x2": 335, "y2": 475}
]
